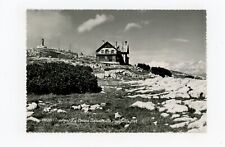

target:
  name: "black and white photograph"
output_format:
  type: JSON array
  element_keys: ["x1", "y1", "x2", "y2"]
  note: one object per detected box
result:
[
  {"x1": 26, "y1": 10, "x2": 207, "y2": 133},
  {"x1": 2, "y1": 0, "x2": 225, "y2": 147}
]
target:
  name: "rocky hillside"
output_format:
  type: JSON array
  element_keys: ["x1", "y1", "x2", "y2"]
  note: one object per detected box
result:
[{"x1": 26, "y1": 48, "x2": 207, "y2": 132}]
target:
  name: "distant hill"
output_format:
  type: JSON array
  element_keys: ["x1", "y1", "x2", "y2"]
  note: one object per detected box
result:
[{"x1": 171, "y1": 70, "x2": 205, "y2": 80}]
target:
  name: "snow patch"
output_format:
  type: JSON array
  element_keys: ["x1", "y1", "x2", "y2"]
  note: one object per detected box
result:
[
  {"x1": 171, "y1": 114, "x2": 180, "y2": 119},
  {"x1": 170, "y1": 122, "x2": 188, "y2": 129},
  {"x1": 188, "y1": 113, "x2": 207, "y2": 129},
  {"x1": 162, "y1": 99, "x2": 188, "y2": 113},
  {"x1": 131, "y1": 101, "x2": 155, "y2": 110},
  {"x1": 184, "y1": 100, "x2": 206, "y2": 114},
  {"x1": 173, "y1": 117, "x2": 197, "y2": 122},
  {"x1": 125, "y1": 76, "x2": 206, "y2": 99}
]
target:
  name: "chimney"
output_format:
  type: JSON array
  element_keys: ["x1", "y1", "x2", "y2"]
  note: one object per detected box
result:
[
  {"x1": 125, "y1": 40, "x2": 128, "y2": 45},
  {"x1": 42, "y1": 38, "x2": 45, "y2": 46},
  {"x1": 115, "y1": 41, "x2": 117, "y2": 47}
]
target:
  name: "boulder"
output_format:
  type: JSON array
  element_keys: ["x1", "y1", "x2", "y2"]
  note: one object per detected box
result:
[
  {"x1": 43, "y1": 107, "x2": 51, "y2": 112},
  {"x1": 27, "y1": 111, "x2": 34, "y2": 117},
  {"x1": 173, "y1": 117, "x2": 197, "y2": 122},
  {"x1": 90, "y1": 104, "x2": 102, "y2": 111},
  {"x1": 161, "y1": 113, "x2": 169, "y2": 117},
  {"x1": 27, "y1": 102, "x2": 38, "y2": 111},
  {"x1": 57, "y1": 109, "x2": 67, "y2": 113},
  {"x1": 72, "y1": 105, "x2": 81, "y2": 110},
  {"x1": 124, "y1": 124, "x2": 130, "y2": 128},
  {"x1": 115, "y1": 112, "x2": 122, "y2": 119},
  {"x1": 27, "y1": 116, "x2": 40, "y2": 123},
  {"x1": 170, "y1": 122, "x2": 188, "y2": 129}
]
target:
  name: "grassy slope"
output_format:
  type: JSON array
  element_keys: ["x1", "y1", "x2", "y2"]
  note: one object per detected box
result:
[
  {"x1": 26, "y1": 49, "x2": 202, "y2": 132},
  {"x1": 27, "y1": 78, "x2": 193, "y2": 133}
]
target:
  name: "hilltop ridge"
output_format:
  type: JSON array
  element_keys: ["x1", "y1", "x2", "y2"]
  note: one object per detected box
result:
[{"x1": 27, "y1": 47, "x2": 205, "y2": 80}]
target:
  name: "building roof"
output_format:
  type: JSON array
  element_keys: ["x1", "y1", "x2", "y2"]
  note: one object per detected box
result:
[{"x1": 96, "y1": 41, "x2": 118, "y2": 52}]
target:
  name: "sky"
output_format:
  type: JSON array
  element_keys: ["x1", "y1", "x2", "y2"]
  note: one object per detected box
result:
[{"x1": 27, "y1": 10, "x2": 206, "y2": 75}]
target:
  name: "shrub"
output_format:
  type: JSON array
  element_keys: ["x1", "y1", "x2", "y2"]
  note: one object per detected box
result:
[
  {"x1": 151, "y1": 67, "x2": 172, "y2": 77},
  {"x1": 27, "y1": 62, "x2": 101, "y2": 95},
  {"x1": 137, "y1": 63, "x2": 150, "y2": 71},
  {"x1": 185, "y1": 75, "x2": 195, "y2": 79}
]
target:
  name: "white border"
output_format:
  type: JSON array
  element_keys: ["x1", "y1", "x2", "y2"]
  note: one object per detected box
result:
[{"x1": 0, "y1": 0, "x2": 225, "y2": 147}]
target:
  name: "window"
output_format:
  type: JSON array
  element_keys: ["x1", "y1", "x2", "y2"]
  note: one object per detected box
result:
[
  {"x1": 112, "y1": 56, "x2": 116, "y2": 61},
  {"x1": 111, "y1": 50, "x2": 114, "y2": 54},
  {"x1": 108, "y1": 56, "x2": 112, "y2": 61},
  {"x1": 105, "y1": 49, "x2": 109, "y2": 54},
  {"x1": 100, "y1": 56, "x2": 104, "y2": 60},
  {"x1": 101, "y1": 50, "x2": 104, "y2": 54}
]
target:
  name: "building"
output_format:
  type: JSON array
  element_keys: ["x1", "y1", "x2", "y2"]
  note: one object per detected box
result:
[{"x1": 96, "y1": 41, "x2": 129, "y2": 65}]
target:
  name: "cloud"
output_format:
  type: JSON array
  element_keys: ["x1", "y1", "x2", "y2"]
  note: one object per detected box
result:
[
  {"x1": 77, "y1": 14, "x2": 114, "y2": 33},
  {"x1": 124, "y1": 23, "x2": 142, "y2": 31},
  {"x1": 171, "y1": 60, "x2": 206, "y2": 75},
  {"x1": 124, "y1": 20, "x2": 150, "y2": 32},
  {"x1": 171, "y1": 38, "x2": 189, "y2": 43}
]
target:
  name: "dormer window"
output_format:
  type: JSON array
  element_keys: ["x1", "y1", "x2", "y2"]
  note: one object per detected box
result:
[{"x1": 105, "y1": 49, "x2": 109, "y2": 54}]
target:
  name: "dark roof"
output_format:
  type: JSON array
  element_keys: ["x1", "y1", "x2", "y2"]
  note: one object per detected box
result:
[{"x1": 96, "y1": 41, "x2": 118, "y2": 52}]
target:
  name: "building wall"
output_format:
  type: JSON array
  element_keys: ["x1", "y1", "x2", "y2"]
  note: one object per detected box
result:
[
  {"x1": 96, "y1": 48, "x2": 117, "y2": 55},
  {"x1": 96, "y1": 55, "x2": 117, "y2": 62}
]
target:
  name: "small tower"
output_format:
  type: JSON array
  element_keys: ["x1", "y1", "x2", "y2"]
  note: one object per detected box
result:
[
  {"x1": 121, "y1": 41, "x2": 129, "y2": 65},
  {"x1": 37, "y1": 38, "x2": 47, "y2": 49},
  {"x1": 41, "y1": 38, "x2": 45, "y2": 46}
]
